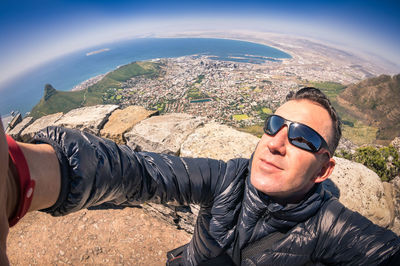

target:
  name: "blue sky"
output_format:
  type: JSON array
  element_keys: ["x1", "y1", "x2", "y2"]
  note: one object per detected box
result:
[{"x1": 0, "y1": 0, "x2": 399, "y2": 85}]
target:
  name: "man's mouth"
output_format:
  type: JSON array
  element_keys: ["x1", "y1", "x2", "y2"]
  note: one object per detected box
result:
[{"x1": 259, "y1": 158, "x2": 284, "y2": 171}]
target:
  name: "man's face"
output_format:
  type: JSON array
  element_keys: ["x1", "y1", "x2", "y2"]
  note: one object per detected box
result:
[{"x1": 251, "y1": 99, "x2": 335, "y2": 202}]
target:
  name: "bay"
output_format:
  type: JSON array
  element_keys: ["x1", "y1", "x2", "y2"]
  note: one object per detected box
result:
[{"x1": 0, "y1": 38, "x2": 291, "y2": 116}]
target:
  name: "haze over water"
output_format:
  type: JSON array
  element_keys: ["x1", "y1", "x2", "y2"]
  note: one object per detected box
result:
[{"x1": 0, "y1": 38, "x2": 290, "y2": 116}]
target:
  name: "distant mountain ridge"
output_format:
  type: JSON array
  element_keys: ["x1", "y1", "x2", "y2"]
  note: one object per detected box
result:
[
  {"x1": 29, "y1": 61, "x2": 161, "y2": 119},
  {"x1": 337, "y1": 74, "x2": 400, "y2": 143}
]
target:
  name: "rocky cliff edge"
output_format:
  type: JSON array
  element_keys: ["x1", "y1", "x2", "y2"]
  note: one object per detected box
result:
[{"x1": 6, "y1": 104, "x2": 400, "y2": 264}]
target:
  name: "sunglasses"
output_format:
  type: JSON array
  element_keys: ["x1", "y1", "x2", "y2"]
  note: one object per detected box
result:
[{"x1": 264, "y1": 115, "x2": 331, "y2": 156}]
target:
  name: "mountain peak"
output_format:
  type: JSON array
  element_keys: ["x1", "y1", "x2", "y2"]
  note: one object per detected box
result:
[{"x1": 44, "y1": 84, "x2": 57, "y2": 101}]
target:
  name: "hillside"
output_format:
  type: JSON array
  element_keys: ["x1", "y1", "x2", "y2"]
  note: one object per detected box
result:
[
  {"x1": 337, "y1": 74, "x2": 400, "y2": 144},
  {"x1": 30, "y1": 61, "x2": 161, "y2": 119}
]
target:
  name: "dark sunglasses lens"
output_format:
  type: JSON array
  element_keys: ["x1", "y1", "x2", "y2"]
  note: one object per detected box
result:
[
  {"x1": 288, "y1": 123, "x2": 322, "y2": 152},
  {"x1": 265, "y1": 115, "x2": 284, "y2": 135}
]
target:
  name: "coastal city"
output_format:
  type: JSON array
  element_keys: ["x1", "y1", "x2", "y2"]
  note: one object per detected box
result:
[
  {"x1": 118, "y1": 56, "x2": 289, "y2": 127},
  {"x1": 96, "y1": 47, "x2": 377, "y2": 128}
]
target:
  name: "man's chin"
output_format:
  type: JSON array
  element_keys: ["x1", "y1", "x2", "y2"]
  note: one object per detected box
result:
[{"x1": 250, "y1": 173, "x2": 281, "y2": 195}]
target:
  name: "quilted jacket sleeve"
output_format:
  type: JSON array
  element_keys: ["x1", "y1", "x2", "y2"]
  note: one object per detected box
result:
[
  {"x1": 314, "y1": 199, "x2": 400, "y2": 265},
  {"x1": 33, "y1": 126, "x2": 227, "y2": 216}
]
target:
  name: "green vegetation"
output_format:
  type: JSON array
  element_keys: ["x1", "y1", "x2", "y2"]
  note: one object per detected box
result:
[
  {"x1": 30, "y1": 89, "x2": 89, "y2": 119},
  {"x1": 304, "y1": 80, "x2": 379, "y2": 145},
  {"x1": 194, "y1": 74, "x2": 205, "y2": 84},
  {"x1": 306, "y1": 81, "x2": 346, "y2": 99},
  {"x1": 30, "y1": 61, "x2": 160, "y2": 119},
  {"x1": 156, "y1": 102, "x2": 166, "y2": 113},
  {"x1": 186, "y1": 87, "x2": 209, "y2": 100},
  {"x1": 252, "y1": 103, "x2": 273, "y2": 120},
  {"x1": 232, "y1": 114, "x2": 249, "y2": 121},
  {"x1": 262, "y1": 107, "x2": 272, "y2": 114},
  {"x1": 44, "y1": 84, "x2": 57, "y2": 100},
  {"x1": 237, "y1": 124, "x2": 264, "y2": 138},
  {"x1": 333, "y1": 74, "x2": 400, "y2": 144},
  {"x1": 342, "y1": 121, "x2": 378, "y2": 146},
  {"x1": 337, "y1": 145, "x2": 400, "y2": 182}
]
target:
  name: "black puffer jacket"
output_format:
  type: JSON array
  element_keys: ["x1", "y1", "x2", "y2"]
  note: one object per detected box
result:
[{"x1": 34, "y1": 127, "x2": 400, "y2": 265}]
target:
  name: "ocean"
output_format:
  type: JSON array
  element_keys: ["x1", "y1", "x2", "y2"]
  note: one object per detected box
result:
[{"x1": 0, "y1": 38, "x2": 291, "y2": 116}]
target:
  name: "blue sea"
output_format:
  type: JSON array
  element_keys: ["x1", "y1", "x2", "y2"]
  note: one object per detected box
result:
[{"x1": 0, "y1": 38, "x2": 291, "y2": 116}]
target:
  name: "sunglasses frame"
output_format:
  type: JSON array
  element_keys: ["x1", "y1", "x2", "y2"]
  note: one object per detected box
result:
[{"x1": 263, "y1": 114, "x2": 331, "y2": 157}]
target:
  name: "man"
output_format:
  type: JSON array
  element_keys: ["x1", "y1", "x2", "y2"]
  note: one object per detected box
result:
[{"x1": 1, "y1": 87, "x2": 399, "y2": 265}]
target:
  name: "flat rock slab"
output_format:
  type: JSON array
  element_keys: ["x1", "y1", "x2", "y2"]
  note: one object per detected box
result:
[
  {"x1": 181, "y1": 123, "x2": 260, "y2": 161},
  {"x1": 125, "y1": 113, "x2": 205, "y2": 155},
  {"x1": 6, "y1": 116, "x2": 33, "y2": 140},
  {"x1": 324, "y1": 156, "x2": 392, "y2": 228},
  {"x1": 100, "y1": 106, "x2": 158, "y2": 144},
  {"x1": 54, "y1": 105, "x2": 119, "y2": 135},
  {"x1": 20, "y1": 112, "x2": 64, "y2": 142}
]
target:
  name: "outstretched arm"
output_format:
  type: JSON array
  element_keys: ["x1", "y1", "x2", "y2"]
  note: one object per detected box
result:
[
  {"x1": 33, "y1": 126, "x2": 225, "y2": 216},
  {"x1": 1, "y1": 125, "x2": 232, "y2": 264},
  {"x1": 0, "y1": 122, "x2": 61, "y2": 265}
]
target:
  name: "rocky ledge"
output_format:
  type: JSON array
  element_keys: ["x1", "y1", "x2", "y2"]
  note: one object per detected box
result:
[{"x1": 6, "y1": 104, "x2": 400, "y2": 263}]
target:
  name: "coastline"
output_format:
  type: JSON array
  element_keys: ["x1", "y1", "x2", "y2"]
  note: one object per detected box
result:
[
  {"x1": 2, "y1": 33, "x2": 397, "y2": 117},
  {"x1": 153, "y1": 31, "x2": 397, "y2": 75},
  {"x1": 71, "y1": 74, "x2": 106, "y2": 91}
]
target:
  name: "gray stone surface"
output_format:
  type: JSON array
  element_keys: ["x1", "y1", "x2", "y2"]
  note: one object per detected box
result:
[
  {"x1": 336, "y1": 137, "x2": 358, "y2": 155},
  {"x1": 180, "y1": 122, "x2": 260, "y2": 161},
  {"x1": 388, "y1": 177, "x2": 400, "y2": 235},
  {"x1": 125, "y1": 113, "x2": 205, "y2": 155},
  {"x1": 20, "y1": 112, "x2": 64, "y2": 142},
  {"x1": 6, "y1": 116, "x2": 33, "y2": 140},
  {"x1": 54, "y1": 105, "x2": 119, "y2": 135},
  {"x1": 324, "y1": 156, "x2": 393, "y2": 228}
]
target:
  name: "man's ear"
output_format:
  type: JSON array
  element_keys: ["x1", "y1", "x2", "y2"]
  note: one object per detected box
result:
[{"x1": 314, "y1": 157, "x2": 336, "y2": 183}]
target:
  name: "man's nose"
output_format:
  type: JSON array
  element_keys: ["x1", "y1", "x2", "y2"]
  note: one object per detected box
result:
[{"x1": 266, "y1": 126, "x2": 288, "y2": 155}]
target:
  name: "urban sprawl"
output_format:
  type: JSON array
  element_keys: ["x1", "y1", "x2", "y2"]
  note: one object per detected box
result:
[{"x1": 74, "y1": 51, "x2": 378, "y2": 128}]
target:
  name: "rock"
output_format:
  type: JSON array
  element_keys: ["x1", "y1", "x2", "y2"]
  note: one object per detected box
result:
[
  {"x1": 6, "y1": 116, "x2": 33, "y2": 140},
  {"x1": 141, "y1": 203, "x2": 197, "y2": 234},
  {"x1": 125, "y1": 113, "x2": 205, "y2": 155},
  {"x1": 388, "y1": 177, "x2": 400, "y2": 235},
  {"x1": 180, "y1": 122, "x2": 259, "y2": 161},
  {"x1": 54, "y1": 105, "x2": 119, "y2": 135},
  {"x1": 336, "y1": 137, "x2": 358, "y2": 155},
  {"x1": 20, "y1": 112, "x2": 63, "y2": 142},
  {"x1": 8, "y1": 113, "x2": 23, "y2": 130},
  {"x1": 391, "y1": 137, "x2": 400, "y2": 154},
  {"x1": 100, "y1": 106, "x2": 157, "y2": 144},
  {"x1": 324, "y1": 157, "x2": 393, "y2": 228}
]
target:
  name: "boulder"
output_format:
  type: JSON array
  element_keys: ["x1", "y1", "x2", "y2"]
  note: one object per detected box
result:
[
  {"x1": 20, "y1": 112, "x2": 63, "y2": 142},
  {"x1": 100, "y1": 106, "x2": 158, "y2": 144},
  {"x1": 54, "y1": 105, "x2": 119, "y2": 135},
  {"x1": 336, "y1": 137, "x2": 358, "y2": 155},
  {"x1": 125, "y1": 113, "x2": 205, "y2": 155},
  {"x1": 391, "y1": 137, "x2": 400, "y2": 154},
  {"x1": 324, "y1": 156, "x2": 393, "y2": 228},
  {"x1": 388, "y1": 177, "x2": 400, "y2": 235},
  {"x1": 5, "y1": 116, "x2": 33, "y2": 140},
  {"x1": 180, "y1": 122, "x2": 259, "y2": 161}
]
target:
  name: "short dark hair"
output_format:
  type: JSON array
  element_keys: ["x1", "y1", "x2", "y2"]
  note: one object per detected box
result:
[{"x1": 285, "y1": 87, "x2": 342, "y2": 155}]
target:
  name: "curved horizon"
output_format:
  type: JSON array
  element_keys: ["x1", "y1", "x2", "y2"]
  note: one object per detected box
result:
[{"x1": 0, "y1": 0, "x2": 399, "y2": 86}]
